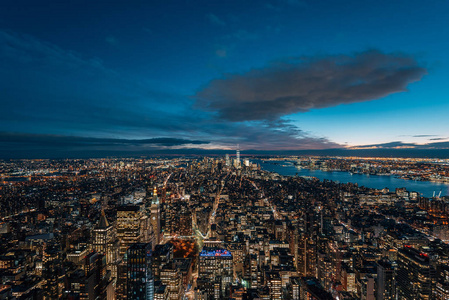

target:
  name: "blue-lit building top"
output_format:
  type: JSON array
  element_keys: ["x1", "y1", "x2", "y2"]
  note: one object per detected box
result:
[{"x1": 199, "y1": 248, "x2": 232, "y2": 258}]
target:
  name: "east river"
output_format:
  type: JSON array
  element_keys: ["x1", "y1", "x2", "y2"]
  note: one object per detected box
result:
[{"x1": 254, "y1": 160, "x2": 449, "y2": 198}]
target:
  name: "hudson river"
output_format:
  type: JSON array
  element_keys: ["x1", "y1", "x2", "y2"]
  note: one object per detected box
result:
[{"x1": 254, "y1": 160, "x2": 449, "y2": 198}]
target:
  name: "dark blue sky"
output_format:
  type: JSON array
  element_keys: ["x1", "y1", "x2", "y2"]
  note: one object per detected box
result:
[{"x1": 1, "y1": 0, "x2": 448, "y2": 156}]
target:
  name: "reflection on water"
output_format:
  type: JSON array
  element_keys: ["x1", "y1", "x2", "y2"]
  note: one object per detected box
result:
[{"x1": 254, "y1": 160, "x2": 449, "y2": 198}]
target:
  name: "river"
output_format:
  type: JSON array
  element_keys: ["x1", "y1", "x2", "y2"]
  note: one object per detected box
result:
[{"x1": 253, "y1": 160, "x2": 449, "y2": 198}]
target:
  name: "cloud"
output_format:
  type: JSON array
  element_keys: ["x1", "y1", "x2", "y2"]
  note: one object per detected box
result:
[
  {"x1": 0, "y1": 30, "x2": 368, "y2": 154},
  {"x1": 0, "y1": 132, "x2": 209, "y2": 149},
  {"x1": 429, "y1": 137, "x2": 448, "y2": 141},
  {"x1": 189, "y1": 119, "x2": 342, "y2": 151},
  {"x1": 194, "y1": 50, "x2": 427, "y2": 121},
  {"x1": 206, "y1": 13, "x2": 226, "y2": 26},
  {"x1": 349, "y1": 141, "x2": 417, "y2": 149},
  {"x1": 413, "y1": 134, "x2": 437, "y2": 138},
  {"x1": 349, "y1": 140, "x2": 449, "y2": 150},
  {"x1": 0, "y1": 132, "x2": 212, "y2": 159}
]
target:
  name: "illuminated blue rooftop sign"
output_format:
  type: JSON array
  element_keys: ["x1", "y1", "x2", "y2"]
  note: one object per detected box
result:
[{"x1": 199, "y1": 248, "x2": 232, "y2": 257}]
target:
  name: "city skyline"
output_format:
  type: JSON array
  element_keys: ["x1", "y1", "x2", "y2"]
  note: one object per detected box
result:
[
  {"x1": 1, "y1": 0, "x2": 449, "y2": 157},
  {"x1": 2, "y1": 156, "x2": 449, "y2": 299}
]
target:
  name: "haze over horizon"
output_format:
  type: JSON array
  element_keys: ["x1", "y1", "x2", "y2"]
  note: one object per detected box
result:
[{"x1": 1, "y1": 0, "x2": 449, "y2": 157}]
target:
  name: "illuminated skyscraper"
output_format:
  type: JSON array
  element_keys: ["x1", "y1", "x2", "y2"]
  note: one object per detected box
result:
[
  {"x1": 117, "y1": 205, "x2": 143, "y2": 257},
  {"x1": 92, "y1": 210, "x2": 119, "y2": 278},
  {"x1": 93, "y1": 210, "x2": 112, "y2": 255},
  {"x1": 151, "y1": 187, "x2": 161, "y2": 246},
  {"x1": 397, "y1": 246, "x2": 435, "y2": 299},
  {"x1": 127, "y1": 243, "x2": 154, "y2": 300},
  {"x1": 236, "y1": 147, "x2": 240, "y2": 168},
  {"x1": 116, "y1": 205, "x2": 145, "y2": 299},
  {"x1": 297, "y1": 209, "x2": 318, "y2": 278}
]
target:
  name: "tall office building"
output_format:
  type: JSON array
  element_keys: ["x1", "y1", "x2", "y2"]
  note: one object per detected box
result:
[
  {"x1": 235, "y1": 148, "x2": 240, "y2": 168},
  {"x1": 297, "y1": 210, "x2": 318, "y2": 278},
  {"x1": 92, "y1": 210, "x2": 118, "y2": 278},
  {"x1": 116, "y1": 204, "x2": 146, "y2": 299},
  {"x1": 127, "y1": 243, "x2": 154, "y2": 300},
  {"x1": 93, "y1": 211, "x2": 112, "y2": 255},
  {"x1": 397, "y1": 245, "x2": 435, "y2": 299},
  {"x1": 117, "y1": 205, "x2": 144, "y2": 257},
  {"x1": 151, "y1": 187, "x2": 161, "y2": 246}
]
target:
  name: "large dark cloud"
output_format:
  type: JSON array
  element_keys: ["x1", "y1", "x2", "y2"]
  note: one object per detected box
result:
[{"x1": 194, "y1": 50, "x2": 427, "y2": 121}]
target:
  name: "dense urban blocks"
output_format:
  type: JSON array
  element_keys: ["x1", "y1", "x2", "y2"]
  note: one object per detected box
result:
[{"x1": 0, "y1": 156, "x2": 448, "y2": 299}]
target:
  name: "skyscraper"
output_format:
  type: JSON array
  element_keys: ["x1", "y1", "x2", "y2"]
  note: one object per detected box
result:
[
  {"x1": 117, "y1": 205, "x2": 143, "y2": 257},
  {"x1": 397, "y1": 245, "x2": 435, "y2": 299},
  {"x1": 93, "y1": 210, "x2": 112, "y2": 255},
  {"x1": 236, "y1": 148, "x2": 240, "y2": 168},
  {"x1": 151, "y1": 187, "x2": 161, "y2": 246},
  {"x1": 116, "y1": 205, "x2": 145, "y2": 299},
  {"x1": 127, "y1": 243, "x2": 154, "y2": 300},
  {"x1": 92, "y1": 210, "x2": 118, "y2": 278}
]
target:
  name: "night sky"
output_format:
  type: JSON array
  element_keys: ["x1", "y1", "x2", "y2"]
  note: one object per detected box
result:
[{"x1": 1, "y1": 0, "x2": 448, "y2": 157}]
